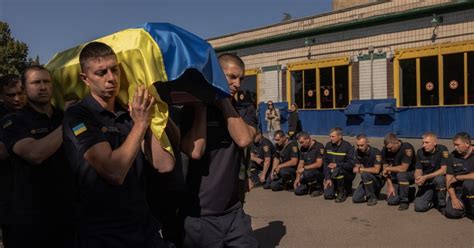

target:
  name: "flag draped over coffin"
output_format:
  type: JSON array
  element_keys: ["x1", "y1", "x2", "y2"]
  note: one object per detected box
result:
[{"x1": 45, "y1": 22, "x2": 230, "y2": 154}]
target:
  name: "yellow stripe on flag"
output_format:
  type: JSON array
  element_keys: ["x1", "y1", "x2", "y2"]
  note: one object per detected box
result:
[{"x1": 46, "y1": 28, "x2": 173, "y2": 155}]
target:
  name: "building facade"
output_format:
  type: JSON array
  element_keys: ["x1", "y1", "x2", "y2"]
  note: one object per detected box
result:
[{"x1": 208, "y1": 0, "x2": 474, "y2": 138}]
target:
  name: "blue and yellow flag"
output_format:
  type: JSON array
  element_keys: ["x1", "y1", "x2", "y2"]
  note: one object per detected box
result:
[{"x1": 46, "y1": 23, "x2": 230, "y2": 154}]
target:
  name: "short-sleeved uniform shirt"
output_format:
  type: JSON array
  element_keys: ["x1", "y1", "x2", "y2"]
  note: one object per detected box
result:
[
  {"x1": 250, "y1": 137, "x2": 274, "y2": 169},
  {"x1": 2, "y1": 104, "x2": 74, "y2": 222},
  {"x1": 447, "y1": 149, "x2": 474, "y2": 180},
  {"x1": 323, "y1": 140, "x2": 355, "y2": 179},
  {"x1": 276, "y1": 140, "x2": 299, "y2": 165},
  {"x1": 186, "y1": 103, "x2": 257, "y2": 216},
  {"x1": 300, "y1": 141, "x2": 324, "y2": 172},
  {"x1": 381, "y1": 141, "x2": 416, "y2": 179},
  {"x1": 355, "y1": 146, "x2": 382, "y2": 169},
  {"x1": 415, "y1": 144, "x2": 449, "y2": 174},
  {"x1": 63, "y1": 96, "x2": 157, "y2": 247}
]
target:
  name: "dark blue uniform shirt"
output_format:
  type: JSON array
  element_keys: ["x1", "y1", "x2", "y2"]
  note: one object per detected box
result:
[
  {"x1": 186, "y1": 103, "x2": 257, "y2": 216},
  {"x1": 323, "y1": 140, "x2": 355, "y2": 179},
  {"x1": 276, "y1": 140, "x2": 299, "y2": 165},
  {"x1": 447, "y1": 150, "x2": 474, "y2": 176},
  {"x1": 250, "y1": 137, "x2": 274, "y2": 168},
  {"x1": 2, "y1": 104, "x2": 74, "y2": 222},
  {"x1": 415, "y1": 144, "x2": 449, "y2": 174},
  {"x1": 381, "y1": 141, "x2": 416, "y2": 172},
  {"x1": 355, "y1": 146, "x2": 382, "y2": 169},
  {"x1": 63, "y1": 95, "x2": 157, "y2": 247},
  {"x1": 301, "y1": 141, "x2": 324, "y2": 172}
]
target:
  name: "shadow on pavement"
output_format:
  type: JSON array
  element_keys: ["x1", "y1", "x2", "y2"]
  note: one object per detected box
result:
[{"x1": 253, "y1": 220, "x2": 286, "y2": 248}]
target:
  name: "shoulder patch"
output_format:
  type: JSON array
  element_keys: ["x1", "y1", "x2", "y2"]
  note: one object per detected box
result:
[
  {"x1": 263, "y1": 146, "x2": 269, "y2": 152},
  {"x1": 72, "y1": 122, "x2": 87, "y2": 136},
  {"x1": 1, "y1": 119, "x2": 12, "y2": 129},
  {"x1": 376, "y1": 155, "x2": 382, "y2": 162},
  {"x1": 320, "y1": 148, "x2": 325, "y2": 155},
  {"x1": 292, "y1": 146, "x2": 298, "y2": 153},
  {"x1": 405, "y1": 149, "x2": 413, "y2": 157},
  {"x1": 442, "y1": 150, "x2": 449, "y2": 158}
]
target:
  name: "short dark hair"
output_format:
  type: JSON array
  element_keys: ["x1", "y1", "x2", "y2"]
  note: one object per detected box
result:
[
  {"x1": 274, "y1": 130, "x2": 286, "y2": 138},
  {"x1": 384, "y1": 133, "x2": 399, "y2": 145},
  {"x1": 218, "y1": 53, "x2": 245, "y2": 71},
  {"x1": 356, "y1": 134, "x2": 368, "y2": 141},
  {"x1": 453, "y1": 132, "x2": 471, "y2": 144},
  {"x1": 296, "y1": 131, "x2": 310, "y2": 140},
  {"x1": 0, "y1": 74, "x2": 20, "y2": 94},
  {"x1": 79, "y1": 42, "x2": 116, "y2": 72},
  {"x1": 330, "y1": 127, "x2": 343, "y2": 136},
  {"x1": 20, "y1": 65, "x2": 50, "y2": 86}
]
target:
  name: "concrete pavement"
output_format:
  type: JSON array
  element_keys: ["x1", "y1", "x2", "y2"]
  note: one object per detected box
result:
[
  {"x1": 246, "y1": 135, "x2": 473, "y2": 248},
  {"x1": 246, "y1": 187, "x2": 473, "y2": 248}
]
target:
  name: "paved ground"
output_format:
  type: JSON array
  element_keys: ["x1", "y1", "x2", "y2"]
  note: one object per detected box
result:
[
  {"x1": 246, "y1": 136, "x2": 473, "y2": 248},
  {"x1": 246, "y1": 187, "x2": 473, "y2": 248}
]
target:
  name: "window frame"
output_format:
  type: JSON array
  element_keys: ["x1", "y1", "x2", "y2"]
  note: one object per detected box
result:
[
  {"x1": 242, "y1": 68, "x2": 259, "y2": 105},
  {"x1": 286, "y1": 57, "x2": 352, "y2": 110},
  {"x1": 394, "y1": 40, "x2": 474, "y2": 107}
]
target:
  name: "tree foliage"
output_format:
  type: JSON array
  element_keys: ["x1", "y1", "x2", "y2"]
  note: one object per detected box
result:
[{"x1": 0, "y1": 22, "x2": 30, "y2": 76}]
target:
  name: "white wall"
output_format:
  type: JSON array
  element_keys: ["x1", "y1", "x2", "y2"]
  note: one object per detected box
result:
[
  {"x1": 258, "y1": 70, "x2": 281, "y2": 103},
  {"x1": 358, "y1": 58, "x2": 387, "y2": 99}
]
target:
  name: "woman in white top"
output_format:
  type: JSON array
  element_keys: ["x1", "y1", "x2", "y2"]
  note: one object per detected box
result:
[{"x1": 265, "y1": 100, "x2": 281, "y2": 138}]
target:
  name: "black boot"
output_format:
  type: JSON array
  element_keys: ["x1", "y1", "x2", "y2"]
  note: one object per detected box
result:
[
  {"x1": 364, "y1": 182, "x2": 377, "y2": 206},
  {"x1": 335, "y1": 178, "x2": 347, "y2": 203}
]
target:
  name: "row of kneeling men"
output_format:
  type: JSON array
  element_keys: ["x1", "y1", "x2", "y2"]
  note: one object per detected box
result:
[{"x1": 248, "y1": 128, "x2": 474, "y2": 219}]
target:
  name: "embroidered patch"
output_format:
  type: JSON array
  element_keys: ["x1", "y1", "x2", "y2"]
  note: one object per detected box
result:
[
  {"x1": 405, "y1": 149, "x2": 413, "y2": 157},
  {"x1": 263, "y1": 146, "x2": 269, "y2": 152},
  {"x1": 442, "y1": 151, "x2": 449, "y2": 158},
  {"x1": 320, "y1": 149, "x2": 325, "y2": 155},
  {"x1": 72, "y1": 123, "x2": 87, "y2": 136},
  {"x1": 292, "y1": 146, "x2": 298, "y2": 153},
  {"x1": 376, "y1": 155, "x2": 382, "y2": 162}
]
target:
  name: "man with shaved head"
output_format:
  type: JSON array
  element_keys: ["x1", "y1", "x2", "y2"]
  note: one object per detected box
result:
[
  {"x1": 413, "y1": 132, "x2": 449, "y2": 212},
  {"x1": 181, "y1": 53, "x2": 258, "y2": 247},
  {"x1": 381, "y1": 133, "x2": 416, "y2": 211}
]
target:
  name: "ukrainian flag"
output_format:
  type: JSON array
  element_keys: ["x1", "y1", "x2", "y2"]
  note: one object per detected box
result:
[
  {"x1": 45, "y1": 23, "x2": 230, "y2": 154},
  {"x1": 72, "y1": 123, "x2": 87, "y2": 137}
]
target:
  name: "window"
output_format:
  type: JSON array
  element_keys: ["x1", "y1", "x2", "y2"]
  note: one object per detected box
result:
[
  {"x1": 291, "y1": 70, "x2": 303, "y2": 109},
  {"x1": 304, "y1": 69, "x2": 317, "y2": 108},
  {"x1": 290, "y1": 69, "x2": 316, "y2": 109},
  {"x1": 395, "y1": 42, "x2": 474, "y2": 107},
  {"x1": 420, "y1": 56, "x2": 439, "y2": 106},
  {"x1": 288, "y1": 58, "x2": 351, "y2": 109},
  {"x1": 319, "y1": 67, "x2": 333, "y2": 108},
  {"x1": 239, "y1": 72, "x2": 257, "y2": 107},
  {"x1": 443, "y1": 53, "x2": 464, "y2": 105},
  {"x1": 468, "y1": 52, "x2": 474, "y2": 104},
  {"x1": 335, "y1": 66, "x2": 349, "y2": 108},
  {"x1": 399, "y1": 59, "x2": 416, "y2": 107}
]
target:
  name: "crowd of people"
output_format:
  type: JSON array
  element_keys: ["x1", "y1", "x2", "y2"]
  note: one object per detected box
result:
[
  {"x1": 0, "y1": 43, "x2": 259, "y2": 248},
  {"x1": 249, "y1": 126, "x2": 474, "y2": 218},
  {"x1": 0, "y1": 41, "x2": 472, "y2": 248}
]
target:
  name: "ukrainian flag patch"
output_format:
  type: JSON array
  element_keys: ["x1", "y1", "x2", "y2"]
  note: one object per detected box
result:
[{"x1": 72, "y1": 123, "x2": 87, "y2": 136}]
